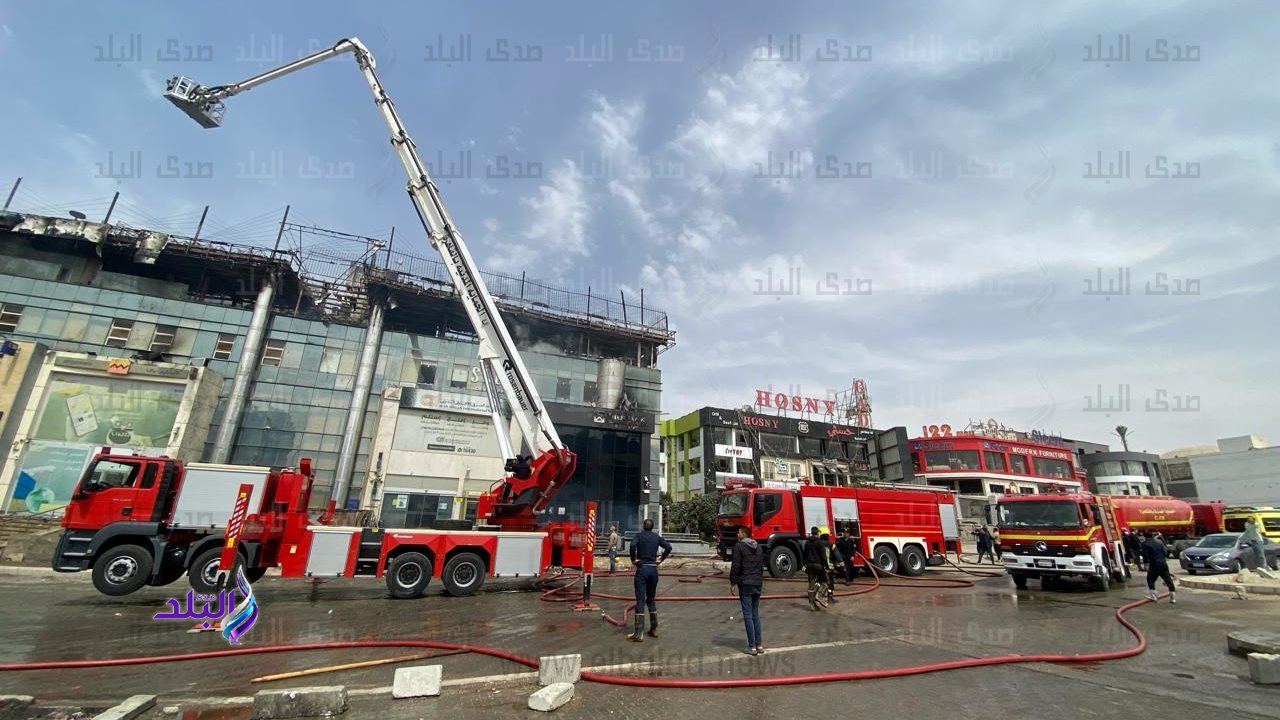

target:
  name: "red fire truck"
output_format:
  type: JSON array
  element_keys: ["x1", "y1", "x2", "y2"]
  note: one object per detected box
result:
[
  {"x1": 990, "y1": 490, "x2": 1206, "y2": 591},
  {"x1": 53, "y1": 451, "x2": 588, "y2": 598},
  {"x1": 715, "y1": 479, "x2": 961, "y2": 578},
  {"x1": 54, "y1": 38, "x2": 595, "y2": 598}
]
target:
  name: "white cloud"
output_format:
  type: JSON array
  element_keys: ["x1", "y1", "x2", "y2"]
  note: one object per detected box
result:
[{"x1": 489, "y1": 160, "x2": 590, "y2": 277}]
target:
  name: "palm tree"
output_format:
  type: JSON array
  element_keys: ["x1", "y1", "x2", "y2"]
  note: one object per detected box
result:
[{"x1": 1114, "y1": 425, "x2": 1131, "y2": 451}]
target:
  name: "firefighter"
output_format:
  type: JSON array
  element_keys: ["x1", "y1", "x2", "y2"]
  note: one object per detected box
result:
[
  {"x1": 802, "y1": 527, "x2": 827, "y2": 611},
  {"x1": 836, "y1": 529, "x2": 857, "y2": 584},
  {"x1": 820, "y1": 533, "x2": 839, "y2": 603},
  {"x1": 626, "y1": 518, "x2": 672, "y2": 642},
  {"x1": 1140, "y1": 531, "x2": 1176, "y2": 603},
  {"x1": 1124, "y1": 527, "x2": 1145, "y2": 571}
]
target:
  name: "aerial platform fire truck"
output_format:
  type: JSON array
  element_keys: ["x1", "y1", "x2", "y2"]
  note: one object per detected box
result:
[
  {"x1": 714, "y1": 478, "x2": 961, "y2": 577},
  {"x1": 989, "y1": 488, "x2": 1209, "y2": 591},
  {"x1": 53, "y1": 37, "x2": 590, "y2": 598}
]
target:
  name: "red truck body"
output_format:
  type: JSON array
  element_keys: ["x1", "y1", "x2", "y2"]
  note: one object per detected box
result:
[
  {"x1": 714, "y1": 480, "x2": 961, "y2": 578},
  {"x1": 54, "y1": 450, "x2": 586, "y2": 598}
]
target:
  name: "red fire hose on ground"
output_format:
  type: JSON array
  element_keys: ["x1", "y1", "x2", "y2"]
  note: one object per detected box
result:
[{"x1": 0, "y1": 551, "x2": 1164, "y2": 688}]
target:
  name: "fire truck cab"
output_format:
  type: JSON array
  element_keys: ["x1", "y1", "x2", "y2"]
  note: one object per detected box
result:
[{"x1": 992, "y1": 489, "x2": 1130, "y2": 591}]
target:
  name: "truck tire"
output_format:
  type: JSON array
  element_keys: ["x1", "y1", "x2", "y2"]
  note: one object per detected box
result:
[
  {"x1": 1011, "y1": 572, "x2": 1028, "y2": 590},
  {"x1": 92, "y1": 544, "x2": 153, "y2": 596},
  {"x1": 1090, "y1": 563, "x2": 1111, "y2": 592},
  {"x1": 767, "y1": 545, "x2": 799, "y2": 579},
  {"x1": 442, "y1": 552, "x2": 486, "y2": 597},
  {"x1": 188, "y1": 547, "x2": 241, "y2": 595},
  {"x1": 245, "y1": 567, "x2": 268, "y2": 583},
  {"x1": 899, "y1": 546, "x2": 926, "y2": 576},
  {"x1": 385, "y1": 552, "x2": 433, "y2": 599},
  {"x1": 872, "y1": 545, "x2": 899, "y2": 575}
]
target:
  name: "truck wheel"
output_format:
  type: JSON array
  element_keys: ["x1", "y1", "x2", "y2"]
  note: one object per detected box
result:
[
  {"x1": 1011, "y1": 572, "x2": 1028, "y2": 590},
  {"x1": 900, "y1": 546, "x2": 926, "y2": 576},
  {"x1": 188, "y1": 547, "x2": 241, "y2": 595},
  {"x1": 92, "y1": 544, "x2": 153, "y2": 596},
  {"x1": 245, "y1": 567, "x2": 268, "y2": 583},
  {"x1": 767, "y1": 546, "x2": 799, "y2": 579},
  {"x1": 1090, "y1": 563, "x2": 1111, "y2": 592},
  {"x1": 386, "y1": 552, "x2": 433, "y2": 599},
  {"x1": 1187, "y1": 568, "x2": 1196, "y2": 576},
  {"x1": 442, "y1": 552, "x2": 486, "y2": 597},
  {"x1": 872, "y1": 545, "x2": 899, "y2": 575}
]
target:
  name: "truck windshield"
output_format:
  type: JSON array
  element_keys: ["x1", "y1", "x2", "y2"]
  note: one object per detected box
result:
[
  {"x1": 997, "y1": 501, "x2": 1081, "y2": 529},
  {"x1": 718, "y1": 493, "x2": 749, "y2": 517}
]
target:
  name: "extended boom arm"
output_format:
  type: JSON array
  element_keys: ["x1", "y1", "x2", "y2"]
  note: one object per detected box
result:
[{"x1": 164, "y1": 38, "x2": 575, "y2": 528}]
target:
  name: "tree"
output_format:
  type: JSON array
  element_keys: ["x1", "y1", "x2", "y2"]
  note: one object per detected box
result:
[
  {"x1": 1114, "y1": 425, "x2": 1131, "y2": 451},
  {"x1": 668, "y1": 491, "x2": 721, "y2": 539}
]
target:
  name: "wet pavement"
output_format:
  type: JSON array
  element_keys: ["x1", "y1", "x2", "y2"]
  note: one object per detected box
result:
[{"x1": 0, "y1": 564, "x2": 1276, "y2": 719}]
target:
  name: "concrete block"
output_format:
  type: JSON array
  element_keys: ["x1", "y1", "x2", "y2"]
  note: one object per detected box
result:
[
  {"x1": 392, "y1": 664, "x2": 442, "y2": 699},
  {"x1": 1228, "y1": 630, "x2": 1280, "y2": 657},
  {"x1": 1248, "y1": 653, "x2": 1280, "y2": 685},
  {"x1": 528, "y1": 682, "x2": 574, "y2": 712},
  {"x1": 96, "y1": 694, "x2": 158, "y2": 720},
  {"x1": 0, "y1": 696, "x2": 33, "y2": 708},
  {"x1": 538, "y1": 654, "x2": 582, "y2": 686},
  {"x1": 251, "y1": 686, "x2": 347, "y2": 719}
]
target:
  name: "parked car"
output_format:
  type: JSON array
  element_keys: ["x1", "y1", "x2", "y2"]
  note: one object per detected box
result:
[{"x1": 1178, "y1": 533, "x2": 1280, "y2": 574}]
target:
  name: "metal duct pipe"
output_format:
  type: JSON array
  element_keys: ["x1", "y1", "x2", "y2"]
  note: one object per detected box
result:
[
  {"x1": 210, "y1": 280, "x2": 275, "y2": 463},
  {"x1": 332, "y1": 301, "x2": 386, "y2": 506}
]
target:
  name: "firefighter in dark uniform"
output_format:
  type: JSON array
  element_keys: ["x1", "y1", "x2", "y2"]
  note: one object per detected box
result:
[
  {"x1": 803, "y1": 527, "x2": 827, "y2": 611},
  {"x1": 626, "y1": 518, "x2": 673, "y2": 642}
]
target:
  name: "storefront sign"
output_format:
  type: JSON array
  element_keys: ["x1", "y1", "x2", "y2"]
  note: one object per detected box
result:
[
  {"x1": 716, "y1": 472, "x2": 755, "y2": 487},
  {"x1": 400, "y1": 388, "x2": 492, "y2": 416},
  {"x1": 714, "y1": 444, "x2": 752, "y2": 459},
  {"x1": 392, "y1": 409, "x2": 500, "y2": 457},
  {"x1": 741, "y1": 414, "x2": 781, "y2": 429},
  {"x1": 754, "y1": 389, "x2": 836, "y2": 415}
]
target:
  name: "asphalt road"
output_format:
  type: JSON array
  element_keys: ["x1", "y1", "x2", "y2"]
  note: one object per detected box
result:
[{"x1": 0, "y1": 563, "x2": 1275, "y2": 719}]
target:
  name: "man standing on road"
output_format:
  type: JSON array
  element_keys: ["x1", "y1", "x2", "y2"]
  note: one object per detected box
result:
[
  {"x1": 1125, "y1": 528, "x2": 1145, "y2": 571},
  {"x1": 836, "y1": 529, "x2": 857, "y2": 584},
  {"x1": 626, "y1": 518, "x2": 672, "y2": 642},
  {"x1": 820, "y1": 532, "x2": 839, "y2": 603},
  {"x1": 729, "y1": 526, "x2": 764, "y2": 656},
  {"x1": 803, "y1": 527, "x2": 827, "y2": 612},
  {"x1": 974, "y1": 526, "x2": 994, "y2": 564},
  {"x1": 1140, "y1": 531, "x2": 1176, "y2": 603},
  {"x1": 1242, "y1": 519, "x2": 1267, "y2": 570},
  {"x1": 607, "y1": 525, "x2": 621, "y2": 573}
]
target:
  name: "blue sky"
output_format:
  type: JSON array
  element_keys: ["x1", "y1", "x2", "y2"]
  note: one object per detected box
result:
[{"x1": 2, "y1": 1, "x2": 1278, "y2": 453}]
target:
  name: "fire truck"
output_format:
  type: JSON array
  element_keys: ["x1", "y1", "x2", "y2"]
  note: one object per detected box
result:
[
  {"x1": 53, "y1": 37, "x2": 591, "y2": 598},
  {"x1": 990, "y1": 490, "x2": 1203, "y2": 590},
  {"x1": 714, "y1": 479, "x2": 961, "y2": 578}
]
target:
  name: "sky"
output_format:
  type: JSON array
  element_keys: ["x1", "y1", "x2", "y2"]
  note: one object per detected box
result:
[{"x1": 1, "y1": 1, "x2": 1277, "y2": 455}]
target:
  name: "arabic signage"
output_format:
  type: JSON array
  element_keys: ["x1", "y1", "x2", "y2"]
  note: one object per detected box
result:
[
  {"x1": 699, "y1": 408, "x2": 875, "y2": 443},
  {"x1": 399, "y1": 387, "x2": 492, "y2": 416},
  {"x1": 151, "y1": 566, "x2": 258, "y2": 645},
  {"x1": 392, "y1": 408, "x2": 501, "y2": 457},
  {"x1": 911, "y1": 437, "x2": 1073, "y2": 462}
]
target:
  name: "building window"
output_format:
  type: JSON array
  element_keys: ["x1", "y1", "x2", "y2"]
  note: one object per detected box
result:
[
  {"x1": 688, "y1": 457, "x2": 701, "y2": 475},
  {"x1": 923, "y1": 450, "x2": 980, "y2": 471},
  {"x1": 319, "y1": 348, "x2": 343, "y2": 373},
  {"x1": 554, "y1": 377, "x2": 572, "y2": 400},
  {"x1": 716, "y1": 457, "x2": 732, "y2": 473},
  {"x1": 0, "y1": 304, "x2": 22, "y2": 334},
  {"x1": 261, "y1": 338, "x2": 286, "y2": 366},
  {"x1": 417, "y1": 363, "x2": 437, "y2": 386},
  {"x1": 983, "y1": 451, "x2": 1006, "y2": 472},
  {"x1": 213, "y1": 333, "x2": 236, "y2": 360},
  {"x1": 584, "y1": 380, "x2": 598, "y2": 404},
  {"x1": 988, "y1": 483, "x2": 1006, "y2": 495},
  {"x1": 688, "y1": 430, "x2": 700, "y2": 449},
  {"x1": 105, "y1": 318, "x2": 134, "y2": 348},
  {"x1": 451, "y1": 366, "x2": 471, "y2": 390},
  {"x1": 1008, "y1": 454, "x2": 1029, "y2": 474},
  {"x1": 798, "y1": 437, "x2": 822, "y2": 456},
  {"x1": 759, "y1": 432, "x2": 795, "y2": 455},
  {"x1": 1032, "y1": 458, "x2": 1072, "y2": 479},
  {"x1": 150, "y1": 324, "x2": 177, "y2": 353}
]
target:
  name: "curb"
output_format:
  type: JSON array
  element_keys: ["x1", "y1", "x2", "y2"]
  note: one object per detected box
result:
[
  {"x1": 1181, "y1": 578, "x2": 1280, "y2": 595},
  {"x1": 0, "y1": 565, "x2": 70, "y2": 577}
]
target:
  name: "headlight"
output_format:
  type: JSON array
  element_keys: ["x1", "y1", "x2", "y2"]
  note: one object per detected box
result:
[{"x1": 1210, "y1": 552, "x2": 1230, "y2": 561}]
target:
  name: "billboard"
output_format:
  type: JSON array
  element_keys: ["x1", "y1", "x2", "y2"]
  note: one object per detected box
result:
[{"x1": 8, "y1": 374, "x2": 185, "y2": 513}]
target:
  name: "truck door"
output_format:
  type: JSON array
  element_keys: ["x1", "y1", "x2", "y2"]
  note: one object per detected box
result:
[
  {"x1": 752, "y1": 491, "x2": 785, "y2": 533},
  {"x1": 62, "y1": 458, "x2": 146, "y2": 530}
]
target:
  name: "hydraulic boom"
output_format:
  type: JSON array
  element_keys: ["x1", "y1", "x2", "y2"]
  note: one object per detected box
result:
[{"x1": 164, "y1": 38, "x2": 575, "y2": 529}]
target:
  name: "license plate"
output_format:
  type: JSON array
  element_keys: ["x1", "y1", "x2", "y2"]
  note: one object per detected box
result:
[
  {"x1": 1035, "y1": 559, "x2": 1054, "y2": 568},
  {"x1": 1193, "y1": 562, "x2": 1206, "y2": 567}
]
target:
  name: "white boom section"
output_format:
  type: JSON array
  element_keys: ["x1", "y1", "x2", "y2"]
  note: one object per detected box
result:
[{"x1": 187, "y1": 38, "x2": 563, "y2": 457}]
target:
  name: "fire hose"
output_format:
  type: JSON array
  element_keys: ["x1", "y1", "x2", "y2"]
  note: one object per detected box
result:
[{"x1": 0, "y1": 554, "x2": 1163, "y2": 688}]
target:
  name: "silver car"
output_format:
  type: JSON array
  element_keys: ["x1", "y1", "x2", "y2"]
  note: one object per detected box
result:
[{"x1": 1178, "y1": 533, "x2": 1280, "y2": 574}]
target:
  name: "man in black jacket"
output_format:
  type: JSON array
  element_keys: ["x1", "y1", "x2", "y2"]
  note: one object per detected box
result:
[
  {"x1": 802, "y1": 527, "x2": 827, "y2": 611},
  {"x1": 626, "y1": 518, "x2": 673, "y2": 642},
  {"x1": 1140, "y1": 531, "x2": 1176, "y2": 603},
  {"x1": 835, "y1": 530, "x2": 857, "y2": 584},
  {"x1": 729, "y1": 527, "x2": 765, "y2": 655}
]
